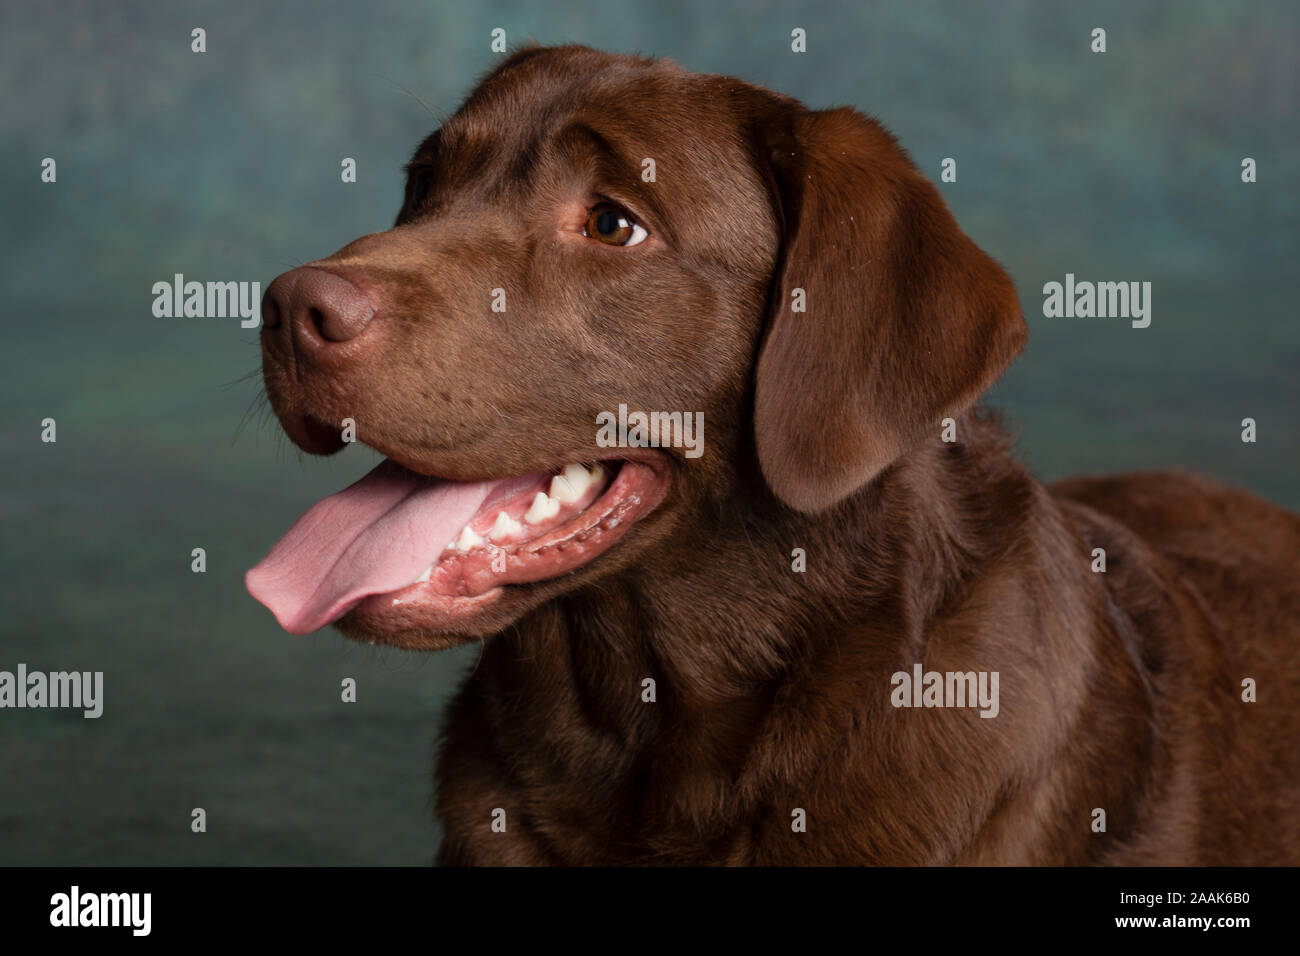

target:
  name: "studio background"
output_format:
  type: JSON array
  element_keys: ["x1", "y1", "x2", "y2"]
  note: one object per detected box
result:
[{"x1": 2, "y1": 0, "x2": 1295, "y2": 864}]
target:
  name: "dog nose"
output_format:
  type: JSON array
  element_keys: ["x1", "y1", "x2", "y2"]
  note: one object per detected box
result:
[{"x1": 262, "y1": 267, "x2": 377, "y2": 351}]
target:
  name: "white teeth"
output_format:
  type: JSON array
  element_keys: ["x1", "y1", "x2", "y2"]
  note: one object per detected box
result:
[
  {"x1": 415, "y1": 564, "x2": 433, "y2": 582},
  {"x1": 525, "y1": 491, "x2": 561, "y2": 523},
  {"x1": 490, "y1": 510, "x2": 522, "y2": 541},
  {"x1": 441, "y1": 464, "x2": 606, "y2": 551},
  {"x1": 549, "y1": 463, "x2": 594, "y2": 504},
  {"x1": 455, "y1": 525, "x2": 484, "y2": 552}
]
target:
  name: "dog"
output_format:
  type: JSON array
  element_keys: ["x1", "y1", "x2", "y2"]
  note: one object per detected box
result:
[{"x1": 246, "y1": 45, "x2": 1300, "y2": 864}]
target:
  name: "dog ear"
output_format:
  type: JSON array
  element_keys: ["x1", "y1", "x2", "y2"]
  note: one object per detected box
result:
[{"x1": 751, "y1": 106, "x2": 1026, "y2": 514}]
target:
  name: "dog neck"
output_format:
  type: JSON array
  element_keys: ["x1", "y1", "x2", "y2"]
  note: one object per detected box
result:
[{"x1": 470, "y1": 410, "x2": 1155, "y2": 861}]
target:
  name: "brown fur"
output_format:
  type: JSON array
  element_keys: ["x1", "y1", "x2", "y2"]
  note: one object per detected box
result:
[{"x1": 257, "y1": 46, "x2": 1300, "y2": 864}]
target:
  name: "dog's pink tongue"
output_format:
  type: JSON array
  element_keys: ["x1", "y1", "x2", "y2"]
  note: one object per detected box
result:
[{"x1": 246, "y1": 460, "x2": 492, "y2": 634}]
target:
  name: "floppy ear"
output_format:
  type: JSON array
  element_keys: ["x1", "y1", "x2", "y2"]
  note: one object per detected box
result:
[{"x1": 752, "y1": 106, "x2": 1027, "y2": 514}]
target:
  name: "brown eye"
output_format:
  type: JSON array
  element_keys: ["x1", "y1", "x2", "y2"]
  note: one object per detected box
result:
[
  {"x1": 409, "y1": 169, "x2": 433, "y2": 207},
  {"x1": 583, "y1": 202, "x2": 647, "y2": 247}
]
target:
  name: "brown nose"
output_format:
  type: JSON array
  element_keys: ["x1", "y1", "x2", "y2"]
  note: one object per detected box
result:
[{"x1": 262, "y1": 267, "x2": 377, "y2": 354}]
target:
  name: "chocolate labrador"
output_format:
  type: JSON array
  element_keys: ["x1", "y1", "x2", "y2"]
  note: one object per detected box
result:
[{"x1": 246, "y1": 45, "x2": 1300, "y2": 864}]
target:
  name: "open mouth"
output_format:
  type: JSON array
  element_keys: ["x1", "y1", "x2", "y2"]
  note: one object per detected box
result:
[{"x1": 246, "y1": 455, "x2": 669, "y2": 635}]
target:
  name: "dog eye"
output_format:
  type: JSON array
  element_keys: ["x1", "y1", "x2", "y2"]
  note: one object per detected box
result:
[
  {"x1": 408, "y1": 169, "x2": 433, "y2": 208},
  {"x1": 583, "y1": 202, "x2": 647, "y2": 247}
]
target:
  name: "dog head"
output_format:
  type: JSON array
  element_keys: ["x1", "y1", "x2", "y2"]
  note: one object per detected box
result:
[{"x1": 246, "y1": 45, "x2": 1025, "y2": 649}]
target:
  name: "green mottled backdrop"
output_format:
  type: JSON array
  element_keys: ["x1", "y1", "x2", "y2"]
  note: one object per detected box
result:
[{"x1": 1, "y1": 0, "x2": 1296, "y2": 864}]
